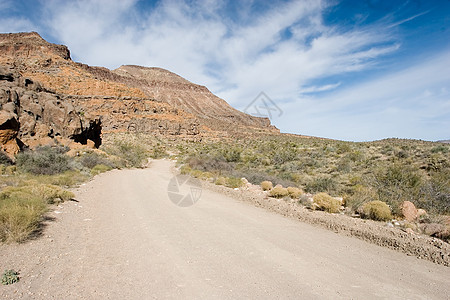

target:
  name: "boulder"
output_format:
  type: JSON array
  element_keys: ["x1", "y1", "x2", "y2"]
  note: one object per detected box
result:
[
  {"x1": 401, "y1": 201, "x2": 418, "y2": 222},
  {"x1": 419, "y1": 223, "x2": 446, "y2": 236}
]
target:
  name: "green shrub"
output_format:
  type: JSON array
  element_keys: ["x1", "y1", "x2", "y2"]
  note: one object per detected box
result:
[
  {"x1": 215, "y1": 177, "x2": 227, "y2": 186},
  {"x1": 287, "y1": 187, "x2": 303, "y2": 199},
  {"x1": 362, "y1": 201, "x2": 392, "y2": 221},
  {"x1": 225, "y1": 177, "x2": 244, "y2": 188},
  {"x1": 79, "y1": 152, "x2": 113, "y2": 169},
  {"x1": 16, "y1": 146, "x2": 72, "y2": 175},
  {"x1": 180, "y1": 165, "x2": 192, "y2": 175},
  {"x1": 418, "y1": 169, "x2": 450, "y2": 214},
  {"x1": 261, "y1": 181, "x2": 273, "y2": 191},
  {"x1": 431, "y1": 145, "x2": 448, "y2": 153},
  {"x1": 345, "y1": 185, "x2": 378, "y2": 211},
  {"x1": 103, "y1": 141, "x2": 149, "y2": 168},
  {"x1": 91, "y1": 164, "x2": 112, "y2": 176},
  {"x1": 313, "y1": 192, "x2": 341, "y2": 213},
  {"x1": 269, "y1": 186, "x2": 289, "y2": 198},
  {"x1": 306, "y1": 176, "x2": 338, "y2": 194},
  {"x1": 2, "y1": 269, "x2": 19, "y2": 285},
  {"x1": 373, "y1": 163, "x2": 422, "y2": 214}
]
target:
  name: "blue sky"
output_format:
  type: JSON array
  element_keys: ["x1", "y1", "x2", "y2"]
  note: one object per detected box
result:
[{"x1": 1, "y1": 0, "x2": 449, "y2": 141}]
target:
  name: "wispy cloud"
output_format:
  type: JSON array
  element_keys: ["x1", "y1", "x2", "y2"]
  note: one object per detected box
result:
[
  {"x1": 299, "y1": 83, "x2": 341, "y2": 94},
  {"x1": 386, "y1": 10, "x2": 430, "y2": 28},
  {"x1": 1, "y1": 0, "x2": 447, "y2": 141}
]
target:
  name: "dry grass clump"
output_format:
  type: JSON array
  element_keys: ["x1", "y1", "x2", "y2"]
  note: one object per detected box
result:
[
  {"x1": 313, "y1": 192, "x2": 341, "y2": 213},
  {"x1": 214, "y1": 176, "x2": 243, "y2": 188},
  {"x1": 0, "y1": 183, "x2": 75, "y2": 243},
  {"x1": 91, "y1": 164, "x2": 112, "y2": 176},
  {"x1": 287, "y1": 187, "x2": 303, "y2": 199},
  {"x1": 0, "y1": 186, "x2": 47, "y2": 243},
  {"x1": 269, "y1": 186, "x2": 289, "y2": 198},
  {"x1": 261, "y1": 181, "x2": 273, "y2": 191},
  {"x1": 362, "y1": 201, "x2": 392, "y2": 221}
]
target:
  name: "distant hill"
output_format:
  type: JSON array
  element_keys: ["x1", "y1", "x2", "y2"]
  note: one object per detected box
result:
[{"x1": 437, "y1": 140, "x2": 450, "y2": 144}]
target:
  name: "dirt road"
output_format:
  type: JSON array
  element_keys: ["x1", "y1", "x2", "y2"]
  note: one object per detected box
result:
[{"x1": 1, "y1": 160, "x2": 449, "y2": 299}]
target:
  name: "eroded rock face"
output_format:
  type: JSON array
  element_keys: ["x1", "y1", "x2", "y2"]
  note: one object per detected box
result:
[{"x1": 0, "y1": 65, "x2": 101, "y2": 157}]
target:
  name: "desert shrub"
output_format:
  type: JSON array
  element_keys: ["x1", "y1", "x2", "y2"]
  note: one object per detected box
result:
[
  {"x1": 418, "y1": 169, "x2": 450, "y2": 214},
  {"x1": 269, "y1": 186, "x2": 289, "y2": 198},
  {"x1": 225, "y1": 177, "x2": 244, "y2": 188},
  {"x1": 180, "y1": 165, "x2": 192, "y2": 175},
  {"x1": 345, "y1": 185, "x2": 378, "y2": 211},
  {"x1": 313, "y1": 192, "x2": 341, "y2": 213},
  {"x1": 372, "y1": 163, "x2": 423, "y2": 214},
  {"x1": 2, "y1": 270, "x2": 19, "y2": 285},
  {"x1": 188, "y1": 156, "x2": 232, "y2": 173},
  {"x1": 287, "y1": 187, "x2": 303, "y2": 199},
  {"x1": 91, "y1": 164, "x2": 112, "y2": 176},
  {"x1": 431, "y1": 145, "x2": 449, "y2": 153},
  {"x1": 305, "y1": 176, "x2": 338, "y2": 194},
  {"x1": 221, "y1": 147, "x2": 242, "y2": 162},
  {"x1": 103, "y1": 141, "x2": 148, "y2": 168},
  {"x1": 261, "y1": 181, "x2": 273, "y2": 191},
  {"x1": 215, "y1": 177, "x2": 227, "y2": 186},
  {"x1": 0, "y1": 188, "x2": 47, "y2": 243},
  {"x1": 0, "y1": 151, "x2": 12, "y2": 165},
  {"x1": 79, "y1": 152, "x2": 113, "y2": 169},
  {"x1": 16, "y1": 146, "x2": 72, "y2": 175},
  {"x1": 272, "y1": 147, "x2": 297, "y2": 164},
  {"x1": 362, "y1": 201, "x2": 392, "y2": 221}
]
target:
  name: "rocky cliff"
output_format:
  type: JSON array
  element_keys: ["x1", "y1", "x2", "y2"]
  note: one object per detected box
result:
[{"x1": 0, "y1": 32, "x2": 278, "y2": 156}]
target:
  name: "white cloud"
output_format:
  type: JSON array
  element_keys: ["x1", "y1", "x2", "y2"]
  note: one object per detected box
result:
[
  {"x1": 276, "y1": 50, "x2": 450, "y2": 141},
  {"x1": 2, "y1": 0, "x2": 447, "y2": 141}
]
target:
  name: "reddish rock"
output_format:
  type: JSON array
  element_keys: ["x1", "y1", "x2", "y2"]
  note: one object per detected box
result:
[{"x1": 401, "y1": 201, "x2": 418, "y2": 222}]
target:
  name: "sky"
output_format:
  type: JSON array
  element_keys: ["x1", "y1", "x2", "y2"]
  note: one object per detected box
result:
[{"x1": 1, "y1": 0, "x2": 449, "y2": 141}]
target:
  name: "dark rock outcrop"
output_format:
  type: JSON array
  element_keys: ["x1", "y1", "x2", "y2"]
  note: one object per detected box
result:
[{"x1": 0, "y1": 65, "x2": 101, "y2": 157}]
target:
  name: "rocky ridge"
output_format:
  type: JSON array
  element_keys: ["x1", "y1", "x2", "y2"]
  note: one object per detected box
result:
[{"x1": 0, "y1": 32, "x2": 278, "y2": 156}]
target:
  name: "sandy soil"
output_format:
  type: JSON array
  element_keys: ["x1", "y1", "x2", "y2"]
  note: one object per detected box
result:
[{"x1": 1, "y1": 160, "x2": 449, "y2": 299}]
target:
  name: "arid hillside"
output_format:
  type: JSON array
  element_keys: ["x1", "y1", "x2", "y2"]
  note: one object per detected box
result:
[{"x1": 0, "y1": 32, "x2": 278, "y2": 156}]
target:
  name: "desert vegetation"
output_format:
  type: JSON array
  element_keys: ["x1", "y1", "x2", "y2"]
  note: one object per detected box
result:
[
  {"x1": 169, "y1": 135, "x2": 449, "y2": 241},
  {"x1": 1, "y1": 132, "x2": 449, "y2": 243}
]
